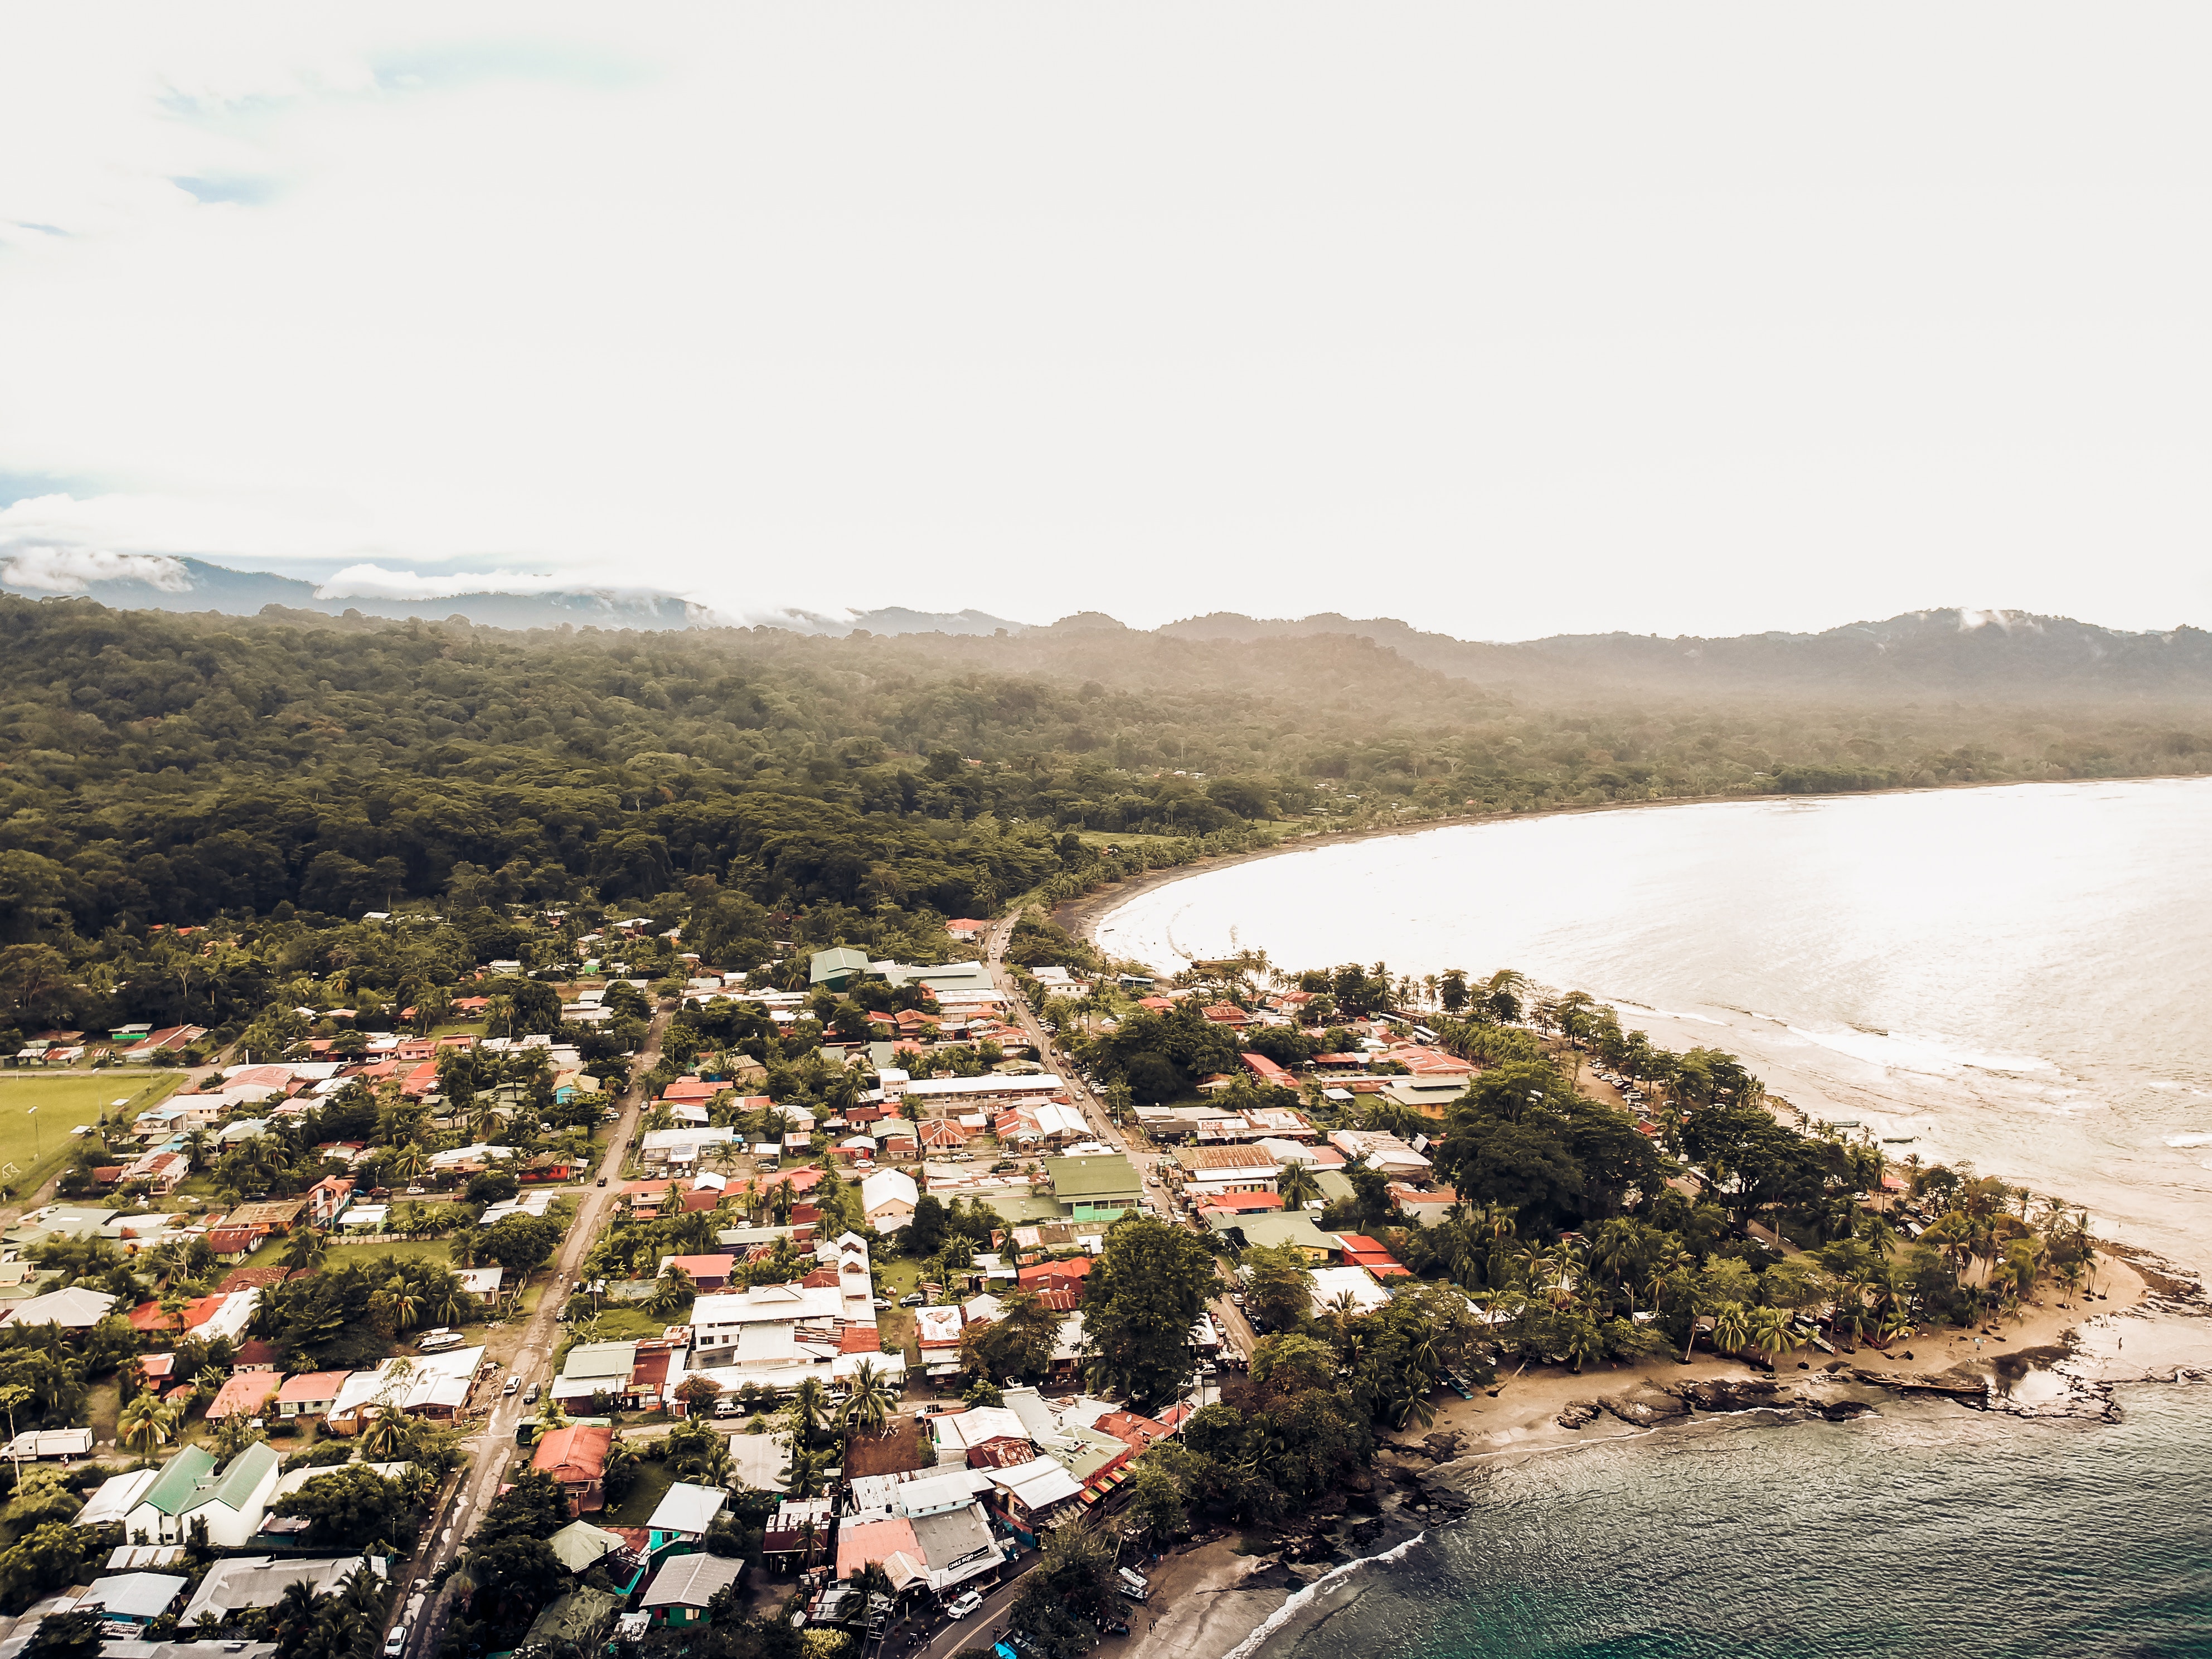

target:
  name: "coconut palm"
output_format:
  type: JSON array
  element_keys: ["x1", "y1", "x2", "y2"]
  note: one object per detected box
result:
[
  {"x1": 360, "y1": 1404, "x2": 410, "y2": 1461},
  {"x1": 788, "y1": 1377, "x2": 831, "y2": 1452},
  {"x1": 388, "y1": 1142, "x2": 430, "y2": 1184},
  {"x1": 647, "y1": 1265, "x2": 697, "y2": 1319},
  {"x1": 1277, "y1": 1163, "x2": 1321, "y2": 1213},
  {"x1": 119, "y1": 1391, "x2": 177, "y2": 1456},
  {"x1": 1748, "y1": 1305, "x2": 1795, "y2": 1370},
  {"x1": 282, "y1": 1228, "x2": 329, "y2": 1273},
  {"x1": 841, "y1": 1361, "x2": 895, "y2": 1436},
  {"x1": 1711, "y1": 1301, "x2": 1751, "y2": 1358}
]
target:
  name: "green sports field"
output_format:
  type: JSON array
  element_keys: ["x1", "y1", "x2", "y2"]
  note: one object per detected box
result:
[{"x1": 0, "y1": 1073, "x2": 185, "y2": 1196}]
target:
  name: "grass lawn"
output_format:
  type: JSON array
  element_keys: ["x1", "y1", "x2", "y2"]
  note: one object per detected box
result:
[
  {"x1": 323, "y1": 1238, "x2": 454, "y2": 1270},
  {"x1": 602, "y1": 1456, "x2": 677, "y2": 1527},
  {"x1": 0, "y1": 1073, "x2": 183, "y2": 1197}
]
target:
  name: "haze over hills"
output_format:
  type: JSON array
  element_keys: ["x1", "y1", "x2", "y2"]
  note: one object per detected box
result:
[{"x1": 4, "y1": 551, "x2": 2209, "y2": 701}]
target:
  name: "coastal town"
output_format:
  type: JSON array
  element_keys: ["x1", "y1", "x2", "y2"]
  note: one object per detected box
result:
[{"x1": 0, "y1": 894, "x2": 2154, "y2": 1659}]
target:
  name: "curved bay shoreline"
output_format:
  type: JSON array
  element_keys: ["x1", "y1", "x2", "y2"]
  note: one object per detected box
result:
[{"x1": 1069, "y1": 793, "x2": 2212, "y2": 1659}]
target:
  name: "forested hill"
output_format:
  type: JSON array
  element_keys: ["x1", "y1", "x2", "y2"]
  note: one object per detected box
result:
[
  {"x1": 1161, "y1": 608, "x2": 2212, "y2": 701},
  {"x1": 1, "y1": 594, "x2": 2209, "y2": 948}
]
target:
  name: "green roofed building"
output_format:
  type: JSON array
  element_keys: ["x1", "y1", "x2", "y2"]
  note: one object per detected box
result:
[
  {"x1": 524, "y1": 1587, "x2": 623, "y2": 1651},
  {"x1": 1204, "y1": 1209, "x2": 1338, "y2": 1259},
  {"x1": 809, "y1": 948, "x2": 872, "y2": 988},
  {"x1": 1043, "y1": 1153, "x2": 1142, "y2": 1222},
  {"x1": 122, "y1": 1444, "x2": 216, "y2": 1544}
]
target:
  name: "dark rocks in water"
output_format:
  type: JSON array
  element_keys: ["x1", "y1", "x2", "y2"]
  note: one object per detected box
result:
[
  {"x1": 1824, "y1": 1359, "x2": 1851, "y2": 1373},
  {"x1": 1557, "y1": 1400, "x2": 1602, "y2": 1429},
  {"x1": 1350, "y1": 1515, "x2": 1384, "y2": 1546},
  {"x1": 1600, "y1": 1389, "x2": 1692, "y2": 1427},
  {"x1": 1348, "y1": 1489, "x2": 1382, "y2": 1516},
  {"x1": 1852, "y1": 1367, "x2": 1988, "y2": 1398},
  {"x1": 1668, "y1": 1377, "x2": 1783, "y2": 1413},
  {"x1": 1282, "y1": 1534, "x2": 1339, "y2": 1563},
  {"x1": 1806, "y1": 1397, "x2": 1877, "y2": 1422}
]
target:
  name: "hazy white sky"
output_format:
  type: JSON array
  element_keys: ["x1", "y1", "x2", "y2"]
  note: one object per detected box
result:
[{"x1": 2, "y1": 6, "x2": 2207, "y2": 638}]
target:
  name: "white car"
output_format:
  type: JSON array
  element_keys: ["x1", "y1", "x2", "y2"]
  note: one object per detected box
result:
[
  {"x1": 947, "y1": 1590, "x2": 986, "y2": 1621},
  {"x1": 385, "y1": 1627, "x2": 408, "y2": 1657}
]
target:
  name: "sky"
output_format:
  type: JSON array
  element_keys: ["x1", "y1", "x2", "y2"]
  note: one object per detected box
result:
[{"x1": 1, "y1": 6, "x2": 2208, "y2": 640}]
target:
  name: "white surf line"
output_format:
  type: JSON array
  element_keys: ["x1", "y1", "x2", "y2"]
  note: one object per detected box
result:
[{"x1": 1217, "y1": 1531, "x2": 1429, "y2": 1659}]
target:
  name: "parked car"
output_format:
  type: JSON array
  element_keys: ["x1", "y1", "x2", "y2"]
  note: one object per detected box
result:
[
  {"x1": 596, "y1": 1176, "x2": 608, "y2": 1186},
  {"x1": 524, "y1": 1383, "x2": 541, "y2": 1404},
  {"x1": 947, "y1": 1590, "x2": 986, "y2": 1621},
  {"x1": 384, "y1": 1627, "x2": 408, "y2": 1657},
  {"x1": 503, "y1": 1375, "x2": 521, "y2": 1396},
  {"x1": 899, "y1": 1291, "x2": 925, "y2": 1307},
  {"x1": 872, "y1": 1297, "x2": 893, "y2": 1311}
]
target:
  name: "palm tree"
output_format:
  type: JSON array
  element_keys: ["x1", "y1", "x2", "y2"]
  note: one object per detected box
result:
[
  {"x1": 1711, "y1": 1301, "x2": 1750, "y2": 1359},
  {"x1": 781, "y1": 1447, "x2": 833, "y2": 1500},
  {"x1": 388, "y1": 1142, "x2": 430, "y2": 1184},
  {"x1": 384, "y1": 1278, "x2": 424, "y2": 1332},
  {"x1": 360, "y1": 1404, "x2": 409, "y2": 1461},
  {"x1": 1277, "y1": 1163, "x2": 1320, "y2": 1213},
  {"x1": 841, "y1": 1361, "x2": 895, "y2": 1435},
  {"x1": 647, "y1": 1265, "x2": 697, "y2": 1319},
  {"x1": 282, "y1": 1228, "x2": 329, "y2": 1273},
  {"x1": 788, "y1": 1377, "x2": 831, "y2": 1452},
  {"x1": 119, "y1": 1391, "x2": 176, "y2": 1456},
  {"x1": 1748, "y1": 1305, "x2": 1794, "y2": 1371}
]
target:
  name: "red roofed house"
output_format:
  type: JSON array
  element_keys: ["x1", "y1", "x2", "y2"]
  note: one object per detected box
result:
[
  {"x1": 277, "y1": 1370, "x2": 351, "y2": 1422},
  {"x1": 838, "y1": 1324, "x2": 883, "y2": 1356},
  {"x1": 1239, "y1": 1052, "x2": 1294, "y2": 1088},
  {"x1": 533, "y1": 1423, "x2": 615, "y2": 1515},
  {"x1": 205, "y1": 1227, "x2": 259, "y2": 1265},
  {"x1": 205, "y1": 1370, "x2": 282, "y2": 1422},
  {"x1": 1093, "y1": 1409, "x2": 1175, "y2": 1457},
  {"x1": 400, "y1": 1061, "x2": 442, "y2": 1100},
  {"x1": 306, "y1": 1176, "x2": 353, "y2": 1226},
  {"x1": 918, "y1": 1119, "x2": 971, "y2": 1150},
  {"x1": 660, "y1": 1255, "x2": 736, "y2": 1292},
  {"x1": 1336, "y1": 1235, "x2": 1413, "y2": 1278},
  {"x1": 1017, "y1": 1257, "x2": 1092, "y2": 1292},
  {"x1": 1201, "y1": 1005, "x2": 1251, "y2": 1027},
  {"x1": 945, "y1": 919, "x2": 989, "y2": 943},
  {"x1": 1136, "y1": 997, "x2": 1175, "y2": 1015},
  {"x1": 1195, "y1": 1191, "x2": 1284, "y2": 1215}
]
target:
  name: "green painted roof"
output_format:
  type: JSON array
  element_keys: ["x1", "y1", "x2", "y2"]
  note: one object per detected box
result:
[
  {"x1": 1208, "y1": 1211, "x2": 1337, "y2": 1253},
  {"x1": 1044, "y1": 1153, "x2": 1141, "y2": 1201},
  {"x1": 195, "y1": 1442, "x2": 279, "y2": 1512},
  {"x1": 138, "y1": 1445, "x2": 216, "y2": 1516},
  {"x1": 809, "y1": 948, "x2": 871, "y2": 986},
  {"x1": 1312, "y1": 1170, "x2": 1358, "y2": 1204}
]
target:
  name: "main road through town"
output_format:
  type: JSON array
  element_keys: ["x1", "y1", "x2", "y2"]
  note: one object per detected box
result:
[
  {"x1": 392, "y1": 1007, "x2": 672, "y2": 1656},
  {"x1": 982, "y1": 918, "x2": 1260, "y2": 1364}
]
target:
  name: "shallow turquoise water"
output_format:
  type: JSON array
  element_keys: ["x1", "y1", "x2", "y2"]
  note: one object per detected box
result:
[{"x1": 1278, "y1": 1388, "x2": 2212, "y2": 1659}]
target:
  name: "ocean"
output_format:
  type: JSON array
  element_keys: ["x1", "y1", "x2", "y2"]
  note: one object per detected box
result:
[
  {"x1": 1272, "y1": 1388, "x2": 2212, "y2": 1659},
  {"x1": 1094, "y1": 777, "x2": 2212, "y2": 1270},
  {"x1": 1095, "y1": 777, "x2": 2212, "y2": 1658}
]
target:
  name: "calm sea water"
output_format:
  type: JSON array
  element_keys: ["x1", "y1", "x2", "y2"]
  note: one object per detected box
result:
[
  {"x1": 1270, "y1": 1389, "x2": 2212, "y2": 1659},
  {"x1": 1095, "y1": 778, "x2": 2212, "y2": 1270}
]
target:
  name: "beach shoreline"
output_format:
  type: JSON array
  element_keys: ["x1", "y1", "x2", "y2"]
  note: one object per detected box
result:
[
  {"x1": 1123, "y1": 1249, "x2": 2209, "y2": 1659},
  {"x1": 1052, "y1": 772, "x2": 2210, "y2": 970}
]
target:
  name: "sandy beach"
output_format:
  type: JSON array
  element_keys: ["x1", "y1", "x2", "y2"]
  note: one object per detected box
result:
[{"x1": 1119, "y1": 1248, "x2": 2198, "y2": 1659}]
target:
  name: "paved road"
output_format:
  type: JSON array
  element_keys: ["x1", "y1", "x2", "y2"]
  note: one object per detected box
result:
[
  {"x1": 983, "y1": 917, "x2": 1253, "y2": 1370},
  {"x1": 393, "y1": 1006, "x2": 672, "y2": 1656}
]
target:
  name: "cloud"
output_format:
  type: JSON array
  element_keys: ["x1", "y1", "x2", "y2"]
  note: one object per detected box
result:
[
  {"x1": 0, "y1": 11, "x2": 2208, "y2": 638},
  {"x1": 0, "y1": 546, "x2": 191, "y2": 593},
  {"x1": 313, "y1": 562, "x2": 678, "y2": 603}
]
